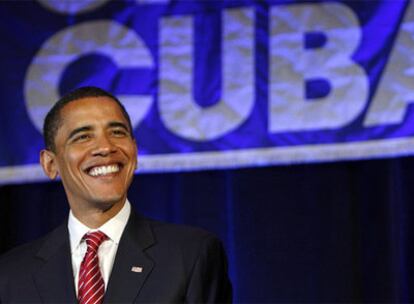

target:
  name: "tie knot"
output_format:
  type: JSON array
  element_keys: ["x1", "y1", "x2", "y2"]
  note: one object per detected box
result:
[{"x1": 84, "y1": 230, "x2": 107, "y2": 252}]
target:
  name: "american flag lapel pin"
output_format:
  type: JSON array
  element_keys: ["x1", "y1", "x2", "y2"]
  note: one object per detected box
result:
[{"x1": 131, "y1": 266, "x2": 143, "y2": 273}]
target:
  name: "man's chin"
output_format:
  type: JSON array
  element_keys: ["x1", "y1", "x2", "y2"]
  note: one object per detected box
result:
[{"x1": 90, "y1": 196, "x2": 125, "y2": 212}]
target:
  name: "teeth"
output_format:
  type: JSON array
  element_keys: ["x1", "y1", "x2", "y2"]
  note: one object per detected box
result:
[{"x1": 88, "y1": 165, "x2": 120, "y2": 177}]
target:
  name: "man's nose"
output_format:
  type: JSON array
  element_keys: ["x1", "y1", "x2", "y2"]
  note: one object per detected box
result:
[{"x1": 91, "y1": 135, "x2": 116, "y2": 156}]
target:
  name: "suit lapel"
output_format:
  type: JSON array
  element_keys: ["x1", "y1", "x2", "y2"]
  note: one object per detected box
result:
[
  {"x1": 104, "y1": 212, "x2": 155, "y2": 303},
  {"x1": 32, "y1": 223, "x2": 77, "y2": 303}
]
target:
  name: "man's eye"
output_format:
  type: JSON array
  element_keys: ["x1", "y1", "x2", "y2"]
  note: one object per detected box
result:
[
  {"x1": 112, "y1": 129, "x2": 127, "y2": 137},
  {"x1": 74, "y1": 134, "x2": 91, "y2": 142}
]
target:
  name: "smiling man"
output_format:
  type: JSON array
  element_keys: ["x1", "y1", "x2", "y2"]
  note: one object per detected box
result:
[{"x1": 0, "y1": 86, "x2": 232, "y2": 303}]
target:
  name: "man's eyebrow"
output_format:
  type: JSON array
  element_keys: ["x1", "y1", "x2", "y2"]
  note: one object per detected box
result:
[
  {"x1": 67, "y1": 126, "x2": 93, "y2": 141},
  {"x1": 108, "y1": 121, "x2": 130, "y2": 133}
]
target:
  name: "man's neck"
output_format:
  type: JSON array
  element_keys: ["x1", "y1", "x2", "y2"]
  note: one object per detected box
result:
[{"x1": 71, "y1": 200, "x2": 125, "y2": 229}]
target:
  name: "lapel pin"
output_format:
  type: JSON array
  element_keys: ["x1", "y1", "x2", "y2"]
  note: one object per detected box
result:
[{"x1": 131, "y1": 266, "x2": 143, "y2": 273}]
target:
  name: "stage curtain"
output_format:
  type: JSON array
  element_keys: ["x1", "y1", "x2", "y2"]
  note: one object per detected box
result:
[{"x1": 1, "y1": 157, "x2": 414, "y2": 302}]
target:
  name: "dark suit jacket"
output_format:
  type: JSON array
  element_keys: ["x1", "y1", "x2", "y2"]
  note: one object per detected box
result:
[{"x1": 0, "y1": 211, "x2": 232, "y2": 303}]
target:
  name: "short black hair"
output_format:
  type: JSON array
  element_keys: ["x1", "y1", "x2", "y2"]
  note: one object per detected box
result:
[{"x1": 43, "y1": 86, "x2": 133, "y2": 152}]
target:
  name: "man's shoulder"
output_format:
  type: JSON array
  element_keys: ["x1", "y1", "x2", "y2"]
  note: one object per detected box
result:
[
  {"x1": 133, "y1": 215, "x2": 232, "y2": 302},
  {"x1": 0, "y1": 238, "x2": 43, "y2": 277},
  {"x1": 142, "y1": 215, "x2": 219, "y2": 240},
  {"x1": 0, "y1": 224, "x2": 65, "y2": 273},
  {"x1": 135, "y1": 215, "x2": 225, "y2": 253},
  {"x1": 0, "y1": 233, "x2": 47, "y2": 260}
]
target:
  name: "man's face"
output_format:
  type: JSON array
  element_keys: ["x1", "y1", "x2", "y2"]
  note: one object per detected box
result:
[{"x1": 41, "y1": 97, "x2": 137, "y2": 213}]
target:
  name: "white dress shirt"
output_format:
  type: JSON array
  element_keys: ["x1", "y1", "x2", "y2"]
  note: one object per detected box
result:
[{"x1": 68, "y1": 199, "x2": 131, "y2": 296}]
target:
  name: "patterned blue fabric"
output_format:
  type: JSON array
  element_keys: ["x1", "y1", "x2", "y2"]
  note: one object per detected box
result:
[{"x1": 0, "y1": 0, "x2": 412, "y2": 184}]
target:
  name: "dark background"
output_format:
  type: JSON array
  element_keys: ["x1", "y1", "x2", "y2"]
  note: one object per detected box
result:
[{"x1": 1, "y1": 157, "x2": 414, "y2": 303}]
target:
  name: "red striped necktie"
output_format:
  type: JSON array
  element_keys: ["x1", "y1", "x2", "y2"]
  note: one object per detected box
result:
[{"x1": 78, "y1": 231, "x2": 108, "y2": 304}]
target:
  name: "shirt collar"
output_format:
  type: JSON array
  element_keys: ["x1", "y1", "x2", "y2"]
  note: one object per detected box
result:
[{"x1": 68, "y1": 199, "x2": 131, "y2": 253}]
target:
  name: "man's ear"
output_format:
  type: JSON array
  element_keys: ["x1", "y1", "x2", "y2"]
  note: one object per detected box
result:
[{"x1": 40, "y1": 149, "x2": 59, "y2": 180}]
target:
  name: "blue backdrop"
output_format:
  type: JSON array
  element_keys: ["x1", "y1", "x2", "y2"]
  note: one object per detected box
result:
[{"x1": 2, "y1": 0, "x2": 414, "y2": 183}]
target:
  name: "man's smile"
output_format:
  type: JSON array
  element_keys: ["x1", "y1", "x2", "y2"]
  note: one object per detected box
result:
[{"x1": 87, "y1": 164, "x2": 122, "y2": 177}]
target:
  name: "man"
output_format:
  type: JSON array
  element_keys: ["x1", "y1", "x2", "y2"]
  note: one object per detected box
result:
[{"x1": 0, "y1": 86, "x2": 232, "y2": 303}]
